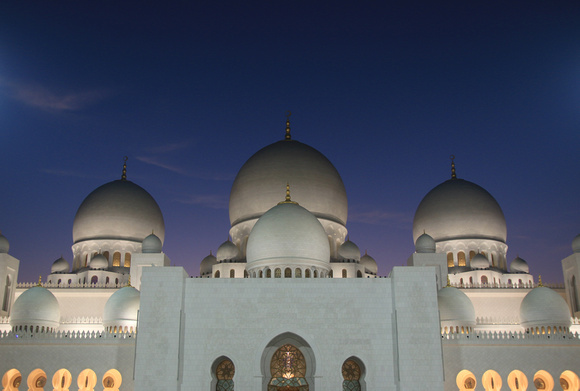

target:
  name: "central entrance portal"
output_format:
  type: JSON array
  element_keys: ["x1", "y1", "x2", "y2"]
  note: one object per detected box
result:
[{"x1": 268, "y1": 344, "x2": 309, "y2": 391}]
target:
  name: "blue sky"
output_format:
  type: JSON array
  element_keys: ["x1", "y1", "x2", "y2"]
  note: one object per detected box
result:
[{"x1": 1, "y1": 1, "x2": 579, "y2": 283}]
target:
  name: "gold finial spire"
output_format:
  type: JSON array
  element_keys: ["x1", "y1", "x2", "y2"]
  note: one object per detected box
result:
[
  {"x1": 121, "y1": 156, "x2": 128, "y2": 181},
  {"x1": 446, "y1": 274, "x2": 451, "y2": 287},
  {"x1": 37, "y1": 275, "x2": 42, "y2": 287},
  {"x1": 285, "y1": 111, "x2": 292, "y2": 140},
  {"x1": 538, "y1": 275, "x2": 543, "y2": 287},
  {"x1": 127, "y1": 275, "x2": 132, "y2": 287},
  {"x1": 278, "y1": 183, "x2": 298, "y2": 205},
  {"x1": 450, "y1": 155, "x2": 457, "y2": 179}
]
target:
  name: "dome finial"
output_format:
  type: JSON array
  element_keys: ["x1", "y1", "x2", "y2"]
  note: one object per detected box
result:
[
  {"x1": 127, "y1": 275, "x2": 132, "y2": 287},
  {"x1": 121, "y1": 156, "x2": 128, "y2": 181},
  {"x1": 538, "y1": 275, "x2": 543, "y2": 287},
  {"x1": 278, "y1": 182, "x2": 298, "y2": 205},
  {"x1": 285, "y1": 111, "x2": 292, "y2": 140},
  {"x1": 37, "y1": 275, "x2": 42, "y2": 287},
  {"x1": 450, "y1": 155, "x2": 457, "y2": 179},
  {"x1": 446, "y1": 274, "x2": 451, "y2": 287}
]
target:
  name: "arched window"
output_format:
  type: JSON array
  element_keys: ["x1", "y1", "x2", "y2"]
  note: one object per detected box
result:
[
  {"x1": 305, "y1": 269, "x2": 310, "y2": 278},
  {"x1": 329, "y1": 270, "x2": 333, "y2": 278},
  {"x1": 275, "y1": 268, "x2": 281, "y2": 278},
  {"x1": 112, "y1": 252, "x2": 121, "y2": 267},
  {"x1": 52, "y1": 369, "x2": 72, "y2": 391},
  {"x1": 456, "y1": 370, "x2": 476, "y2": 390},
  {"x1": 447, "y1": 252, "x2": 454, "y2": 267},
  {"x1": 27, "y1": 369, "x2": 47, "y2": 391},
  {"x1": 2, "y1": 369, "x2": 22, "y2": 391},
  {"x1": 571, "y1": 276, "x2": 579, "y2": 312},
  {"x1": 342, "y1": 359, "x2": 362, "y2": 391},
  {"x1": 229, "y1": 269, "x2": 235, "y2": 278},
  {"x1": 106, "y1": 277, "x2": 110, "y2": 285},
  {"x1": 215, "y1": 271, "x2": 220, "y2": 278},
  {"x1": 2, "y1": 275, "x2": 11, "y2": 312},
  {"x1": 481, "y1": 275, "x2": 488, "y2": 285},
  {"x1": 77, "y1": 369, "x2": 97, "y2": 391},
  {"x1": 295, "y1": 268, "x2": 302, "y2": 278},
  {"x1": 482, "y1": 370, "x2": 502, "y2": 391},
  {"x1": 259, "y1": 270, "x2": 263, "y2": 278},
  {"x1": 458, "y1": 252, "x2": 466, "y2": 267},
  {"x1": 124, "y1": 253, "x2": 131, "y2": 267},
  {"x1": 215, "y1": 358, "x2": 235, "y2": 391},
  {"x1": 357, "y1": 270, "x2": 362, "y2": 278},
  {"x1": 313, "y1": 270, "x2": 318, "y2": 278},
  {"x1": 507, "y1": 370, "x2": 528, "y2": 390},
  {"x1": 469, "y1": 250, "x2": 476, "y2": 261},
  {"x1": 342, "y1": 269, "x2": 347, "y2": 278},
  {"x1": 285, "y1": 268, "x2": 292, "y2": 278},
  {"x1": 533, "y1": 370, "x2": 554, "y2": 391},
  {"x1": 266, "y1": 269, "x2": 272, "y2": 278},
  {"x1": 491, "y1": 254, "x2": 496, "y2": 267},
  {"x1": 269, "y1": 344, "x2": 308, "y2": 390},
  {"x1": 91, "y1": 276, "x2": 98, "y2": 284},
  {"x1": 102, "y1": 369, "x2": 121, "y2": 391},
  {"x1": 103, "y1": 251, "x2": 109, "y2": 260}
]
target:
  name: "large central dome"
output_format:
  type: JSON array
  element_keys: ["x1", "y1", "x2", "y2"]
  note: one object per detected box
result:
[{"x1": 229, "y1": 139, "x2": 348, "y2": 227}]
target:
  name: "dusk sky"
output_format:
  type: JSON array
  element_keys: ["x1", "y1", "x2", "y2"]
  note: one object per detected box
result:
[{"x1": 1, "y1": 1, "x2": 578, "y2": 284}]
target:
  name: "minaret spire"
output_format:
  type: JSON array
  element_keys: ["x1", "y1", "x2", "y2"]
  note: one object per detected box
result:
[
  {"x1": 285, "y1": 111, "x2": 292, "y2": 140},
  {"x1": 278, "y1": 182, "x2": 298, "y2": 205},
  {"x1": 450, "y1": 155, "x2": 457, "y2": 179},
  {"x1": 121, "y1": 156, "x2": 128, "y2": 181}
]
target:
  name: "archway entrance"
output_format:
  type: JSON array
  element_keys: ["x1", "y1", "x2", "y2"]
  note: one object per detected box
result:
[{"x1": 268, "y1": 344, "x2": 309, "y2": 391}]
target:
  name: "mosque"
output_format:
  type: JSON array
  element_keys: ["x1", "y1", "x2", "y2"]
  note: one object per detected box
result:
[{"x1": 1, "y1": 118, "x2": 580, "y2": 391}]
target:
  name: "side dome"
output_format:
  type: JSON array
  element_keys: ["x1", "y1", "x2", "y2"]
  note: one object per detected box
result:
[
  {"x1": 415, "y1": 232, "x2": 436, "y2": 253},
  {"x1": 572, "y1": 234, "x2": 580, "y2": 253},
  {"x1": 438, "y1": 286, "x2": 476, "y2": 330},
  {"x1": 229, "y1": 140, "x2": 348, "y2": 227},
  {"x1": 360, "y1": 252, "x2": 378, "y2": 275},
  {"x1": 103, "y1": 286, "x2": 140, "y2": 333},
  {"x1": 338, "y1": 240, "x2": 360, "y2": 261},
  {"x1": 246, "y1": 201, "x2": 330, "y2": 269},
  {"x1": 0, "y1": 233, "x2": 9, "y2": 253},
  {"x1": 510, "y1": 256, "x2": 529, "y2": 273},
  {"x1": 216, "y1": 240, "x2": 240, "y2": 262},
  {"x1": 73, "y1": 180, "x2": 165, "y2": 245},
  {"x1": 142, "y1": 233, "x2": 162, "y2": 253},
  {"x1": 51, "y1": 256, "x2": 70, "y2": 274},
  {"x1": 413, "y1": 179, "x2": 506, "y2": 244},
  {"x1": 471, "y1": 253, "x2": 490, "y2": 269},
  {"x1": 200, "y1": 252, "x2": 217, "y2": 276},
  {"x1": 89, "y1": 254, "x2": 108, "y2": 270},
  {"x1": 520, "y1": 286, "x2": 571, "y2": 331},
  {"x1": 10, "y1": 286, "x2": 60, "y2": 332}
]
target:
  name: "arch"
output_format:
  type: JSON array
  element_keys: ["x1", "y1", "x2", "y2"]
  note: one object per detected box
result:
[
  {"x1": 469, "y1": 250, "x2": 476, "y2": 261},
  {"x1": 112, "y1": 252, "x2": 121, "y2": 267},
  {"x1": 482, "y1": 370, "x2": 502, "y2": 391},
  {"x1": 458, "y1": 251, "x2": 466, "y2": 267},
  {"x1": 259, "y1": 270, "x2": 263, "y2": 278},
  {"x1": 103, "y1": 251, "x2": 109, "y2": 261},
  {"x1": 285, "y1": 268, "x2": 292, "y2": 278},
  {"x1": 507, "y1": 370, "x2": 528, "y2": 390},
  {"x1": 102, "y1": 369, "x2": 121, "y2": 391},
  {"x1": 2, "y1": 369, "x2": 22, "y2": 391},
  {"x1": 295, "y1": 268, "x2": 302, "y2": 278},
  {"x1": 275, "y1": 268, "x2": 281, "y2": 278},
  {"x1": 229, "y1": 269, "x2": 235, "y2": 278},
  {"x1": 27, "y1": 369, "x2": 47, "y2": 391},
  {"x1": 215, "y1": 271, "x2": 220, "y2": 278},
  {"x1": 559, "y1": 371, "x2": 580, "y2": 391},
  {"x1": 456, "y1": 370, "x2": 476, "y2": 391},
  {"x1": 211, "y1": 357, "x2": 235, "y2": 391},
  {"x1": 342, "y1": 357, "x2": 366, "y2": 391},
  {"x1": 571, "y1": 276, "x2": 579, "y2": 313},
  {"x1": 533, "y1": 370, "x2": 554, "y2": 390},
  {"x1": 124, "y1": 253, "x2": 131, "y2": 267},
  {"x1": 356, "y1": 270, "x2": 362, "y2": 278},
  {"x1": 447, "y1": 252, "x2": 454, "y2": 267},
  {"x1": 342, "y1": 269, "x2": 347, "y2": 278},
  {"x1": 91, "y1": 276, "x2": 98, "y2": 284},
  {"x1": 2, "y1": 275, "x2": 12, "y2": 312},
  {"x1": 261, "y1": 333, "x2": 315, "y2": 391},
  {"x1": 52, "y1": 369, "x2": 72, "y2": 391},
  {"x1": 313, "y1": 270, "x2": 318, "y2": 278},
  {"x1": 481, "y1": 275, "x2": 488, "y2": 285},
  {"x1": 305, "y1": 269, "x2": 310, "y2": 278},
  {"x1": 266, "y1": 269, "x2": 272, "y2": 278}
]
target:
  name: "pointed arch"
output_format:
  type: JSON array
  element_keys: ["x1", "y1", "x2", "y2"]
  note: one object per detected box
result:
[
  {"x1": 2, "y1": 369, "x2": 22, "y2": 391},
  {"x1": 27, "y1": 369, "x2": 47, "y2": 391},
  {"x1": 102, "y1": 369, "x2": 121, "y2": 391},
  {"x1": 342, "y1": 356, "x2": 366, "y2": 391},
  {"x1": 52, "y1": 369, "x2": 72, "y2": 391},
  {"x1": 211, "y1": 356, "x2": 235, "y2": 391},
  {"x1": 77, "y1": 369, "x2": 97, "y2": 391}
]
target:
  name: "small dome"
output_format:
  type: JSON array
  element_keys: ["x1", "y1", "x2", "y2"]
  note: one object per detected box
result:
[
  {"x1": 360, "y1": 252, "x2": 378, "y2": 275},
  {"x1": 338, "y1": 240, "x2": 360, "y2": 261},
  {"x1": 103, "y1": 286, "x2": 140, "y2": 332},
  {"x1": 10, "y1": 286, "x2": 60, "y2": 331},
  {"x1": 200, "y1": 252, "x2": 217, "y2": 276},
  {"x1": 510, "y1": 256, "x2": 529, "y2": 273},
  {"x1": 415, "y1": 232, "x2": 436, "y2": 253},
  {"x1": 520, "y1": 286, "x2": 571, "y2": 330},
  {"x1": 470, "y1": 253, "x2": 490, "y2": 269},
  {"x1": 142, "y1": 233, "x2": 162, "y2": 253},
  {"x1": 0, "y1": 233, "x2": 9, "y2": 253},
  {"x1": 216, "y1": 240, "x2": 240, "y2": 262},
  {"x1": 438, "y1": 286, "x2": 476, "y2": 328},
  {"x1": 247, "y1": 202, "x2": 330, "y2": 268},
  {"x1": 413, "y1": 178, "x2": 507, "y2": 244},
  {"x1": 73, "y1": 180, "x2": 165, "y2": 245},
  {"x1": 51, "y1": 256, "x2": 70, "y2": 274},
  {"x1": 572, "y1": 234, "x2": 580, "y2": 253},
  {"x1": 89, "y1": 254, "x2": 108, "y2": 270}
]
